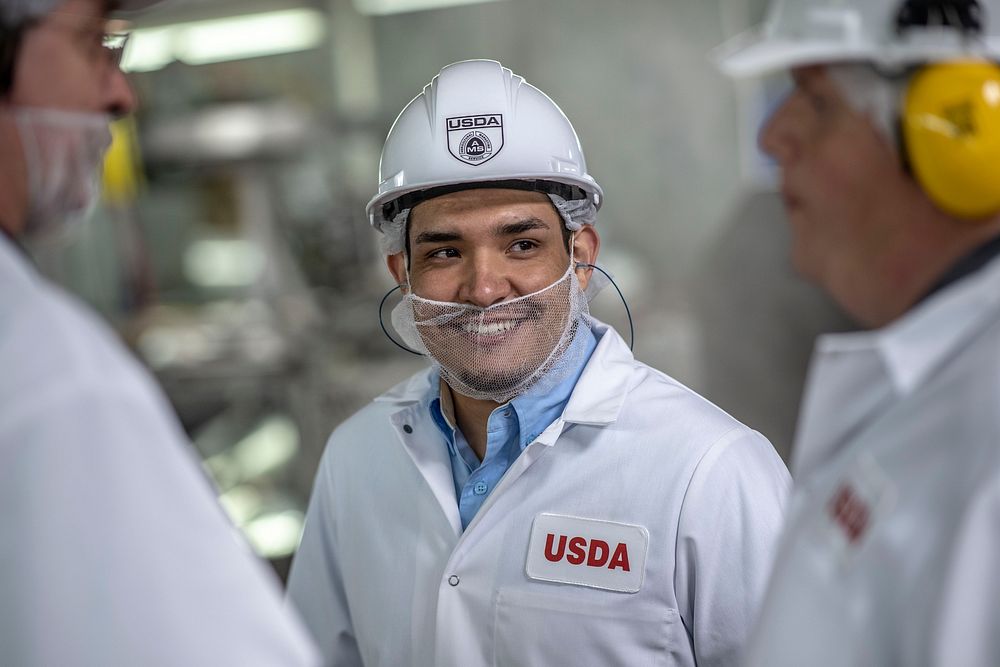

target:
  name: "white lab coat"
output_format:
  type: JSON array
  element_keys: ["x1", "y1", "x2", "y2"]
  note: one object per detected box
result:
[
  {"x1": 0, "y1": 236, "x2": 319, "y2": 666},
  {"x1": 745, "y1": 254, "x2": 1000, "y2": 666},
  {"x1": 288, "y1": 321, "x2": 790, "y2": 667}
]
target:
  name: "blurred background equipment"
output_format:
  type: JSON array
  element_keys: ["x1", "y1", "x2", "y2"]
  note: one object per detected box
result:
[{"x1": 35, "y1": 0, "x2": 848, "y2": 578}]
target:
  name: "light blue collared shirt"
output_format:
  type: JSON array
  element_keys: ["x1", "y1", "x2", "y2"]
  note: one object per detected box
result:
[{"x1": 429, "y1": 327, "x2": 598, "y2": 530}]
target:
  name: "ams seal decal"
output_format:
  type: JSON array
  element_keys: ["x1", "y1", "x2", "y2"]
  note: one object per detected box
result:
[{"x1": 447, "y1": 114, "x2": 504, "y2": 166}]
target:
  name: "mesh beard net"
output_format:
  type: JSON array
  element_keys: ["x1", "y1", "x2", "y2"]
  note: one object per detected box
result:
[
  {"x1": 14, "y1": 108, "x2": 113, "y2": 238},
  {"x1": 390, "y1": 261, "x2": 592, "y2": 404}
]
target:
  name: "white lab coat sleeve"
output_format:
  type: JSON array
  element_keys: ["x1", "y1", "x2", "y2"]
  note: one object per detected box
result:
[
  {"x1": 673, "y1": 427, "x2": 790, "y2": 667},
  {"x1": 0, "y1": 380, "x2": 319, "y2": 667},
  {"x1": 287, "y1": 441, "x2": 364, "y2": 667},
  {"x1": 932, "y1": 468, "x2": 1000, "y2": 666}
]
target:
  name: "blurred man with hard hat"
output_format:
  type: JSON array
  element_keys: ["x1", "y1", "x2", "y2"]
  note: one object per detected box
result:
[
  {"x1": 716, "y1": 0, "x2": 1000, "y2": 663},
  {"x1": 0, "y1": 1, "x2": 318, "y2": 664},
  {"x1": 286, "y1": 59, "x2": 789, "y2": 667}
]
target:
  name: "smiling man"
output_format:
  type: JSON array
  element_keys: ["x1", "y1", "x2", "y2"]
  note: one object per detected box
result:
[
  {"x1": 287, "y1": 59, "x2": 789, "y2": 667},
  {"x1": 717, "y1": 0, "x2": 1000, "y2": 664}
]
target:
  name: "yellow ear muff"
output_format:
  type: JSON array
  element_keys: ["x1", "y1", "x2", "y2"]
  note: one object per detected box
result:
[{"x1": 902, "y1": 60, "x2": 1000, "y2": 220}]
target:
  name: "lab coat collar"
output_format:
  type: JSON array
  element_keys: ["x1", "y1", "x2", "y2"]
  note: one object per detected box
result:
[
  {"x1": 383, "y1": 319, "x2": 633, "y2": 537},
  {"x1": 0, "y1": 231, "x2": 33, "y2": 283},
  {"x1": 793, "y1": 254, "x2": 1000, "y2": 479},
  {"x1": 375, "y1": 366, "x2": 436, "y2": 404},
  {"x1": 390, "y1": 402, "x2": 463, "y2": 537},
  {"x1": 876, "y1": 253, "x2": 1000, "y2": 395},
  {"x1": 826, "y1": 252, "x2": 1000, "y2": 398},
  {"x1": 560, "y1": 319, "x2": 634, "y2": 427}
]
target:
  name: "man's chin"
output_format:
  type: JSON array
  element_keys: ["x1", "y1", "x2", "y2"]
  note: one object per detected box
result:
[
  {"x1": 441, "y1": 360, "x2": 543, "y2": 399},
  {"x1": 790, "y1": 249, "x2": 823, "y2": 285}
]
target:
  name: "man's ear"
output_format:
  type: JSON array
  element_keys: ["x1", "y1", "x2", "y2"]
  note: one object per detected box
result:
[
  {"x1": 386, "y1": 252, "x2": 408, "y2": 292},
  {"x1": 571, "y1": 225, "x2": 600, "y2": 291}
]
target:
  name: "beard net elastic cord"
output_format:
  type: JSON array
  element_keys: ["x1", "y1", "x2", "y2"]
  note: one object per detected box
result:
[{"x1": 390, "y1": 260, "x2": 592, "y2": 403}]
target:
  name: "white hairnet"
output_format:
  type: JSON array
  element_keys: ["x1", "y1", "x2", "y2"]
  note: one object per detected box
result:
[
  {"x1": 0, "y1": 0, "x2": 60, "y2": 26},
  {"x1": 378, "y1": 192, "x2": 598, "y2": 256},
  {"x1": 827, "y1": 64, "x2": 905, "y2": 153}
]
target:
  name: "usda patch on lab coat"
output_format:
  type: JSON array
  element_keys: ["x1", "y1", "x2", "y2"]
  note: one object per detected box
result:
[{"x1": 525, "y1": 513, "x2": 649, "y2": 593}]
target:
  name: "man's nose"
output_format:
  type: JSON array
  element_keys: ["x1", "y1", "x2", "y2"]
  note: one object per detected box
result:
[
  {"x1": 459, "y1": 255, "x2": 512, "y2": 308},
  {"x1": 104, "y1": 67, "x2": 136, "y2": 118},
  {"x1": 758, "y1": 98, "x2": 798, "y2": 165}
]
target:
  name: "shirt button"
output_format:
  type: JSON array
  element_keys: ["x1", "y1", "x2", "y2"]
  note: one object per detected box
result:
[
  {"x1": 473, "y1": 481, "x2": 488, "y2": 495},
  {"x1": 448, "y1": 575, "x2": 460, "y2": 586},
  {"x1": 502, "y1": 409, "x2": 512, "y2": 417},
  {"x1": 403, "y1": 424, "x2": 413, "y2": 434}
]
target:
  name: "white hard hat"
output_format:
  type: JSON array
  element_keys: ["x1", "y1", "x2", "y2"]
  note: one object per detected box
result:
[
  {"x1": 716, "y1": 0, "x2": 1000, "y2": 77},
  {"x1": 367, "y1": 59, "x2": 603, "y2": 233}
]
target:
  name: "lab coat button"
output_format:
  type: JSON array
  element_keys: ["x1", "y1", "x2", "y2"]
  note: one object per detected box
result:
[
  {"x1": 448, "y1": 575, "x2": 460, "y2": 586},
  {"x1": 403, "y1": 424, "x2": 413, "y2": 434}
]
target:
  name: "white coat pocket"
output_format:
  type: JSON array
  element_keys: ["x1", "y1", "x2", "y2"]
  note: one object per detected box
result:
[{"x1": 493, "y1": 588, "x2": 678, "y2": 667}]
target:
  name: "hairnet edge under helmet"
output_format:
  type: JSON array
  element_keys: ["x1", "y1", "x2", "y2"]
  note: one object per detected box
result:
[{"x1": 378, "y1": 192, "x2": 597, "y2": 256}]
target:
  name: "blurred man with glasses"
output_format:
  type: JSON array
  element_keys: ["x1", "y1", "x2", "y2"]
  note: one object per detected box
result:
[{"x1": 0, "y1": 1, "x2": 318, "y2": 664}]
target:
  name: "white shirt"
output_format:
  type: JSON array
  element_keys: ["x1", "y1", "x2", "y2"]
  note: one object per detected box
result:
[
  {"x1": 746, "y1": 255, "x2": 1000, "y2": 666},
  {"x1": 287, "y1": 322, "x2": 790, "y2": 667},
  {"x1": 0, "y1": 236, "x2": 319, "y2": 666}
]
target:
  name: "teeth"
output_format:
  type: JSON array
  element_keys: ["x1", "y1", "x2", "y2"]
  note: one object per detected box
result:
[{"x1": 463, "y1": 320, "x2": 518, "y2": 336}]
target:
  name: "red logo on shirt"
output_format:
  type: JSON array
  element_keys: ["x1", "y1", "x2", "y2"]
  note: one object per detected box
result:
[
  {"x1": 543, "y1": 533, "x2": 631, "y2": 571},
  {"x1": 828, "y1": 484, "x2": 870, "y2": 544}
]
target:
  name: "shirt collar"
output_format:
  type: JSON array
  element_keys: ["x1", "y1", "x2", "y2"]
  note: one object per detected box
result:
[
  {"x1": 508, "y1": 325, "x2": 598, "y2": 448},
  {"x1": 430, "y1": 324, "x2": 599, "y2": 452},
  {"x1": 870, "y1": 252, "x2": 1000, "y2": 395},
  {"x1": 793, "y1": 253, "x2": 1000, "y2": 479}
]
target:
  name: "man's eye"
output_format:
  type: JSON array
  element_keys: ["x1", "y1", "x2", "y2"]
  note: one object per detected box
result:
[
  {"x1": 86, "y1": 29, "x2": 104, "y2": 51},
  {"x1": 804, "y1": 90, "x2": 831, "y2": 114},
  {"x1": 428, "y1": 248, "x2": 460, "y2": 259},
  {"x1": 510, "y1": 240, "x2": 538, "y2": 253}
]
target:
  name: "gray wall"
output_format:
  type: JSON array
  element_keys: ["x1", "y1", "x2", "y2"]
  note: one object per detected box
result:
[{"x1": 352, "y1": 0, "x2": 851, "y2": 454}]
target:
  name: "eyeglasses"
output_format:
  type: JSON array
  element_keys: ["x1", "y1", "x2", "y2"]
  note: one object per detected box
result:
[
  {"x1": 102, "y1": 28, "x2": 131, "y2": 68},
  {"x1": 31, "y1": 13, "x2": 133, "y2": 70}
]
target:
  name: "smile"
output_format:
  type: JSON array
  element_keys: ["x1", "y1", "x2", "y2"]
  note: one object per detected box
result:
[{"x1": 462, "y1": 319, "x2": 520, "y2": 336}]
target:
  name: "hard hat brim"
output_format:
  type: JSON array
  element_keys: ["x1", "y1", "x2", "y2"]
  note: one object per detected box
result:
[
  {"x1": 713, "y1": 29, "x2": 875, "y2": 77},
  {"x1": 368, "y1": 173, "x2": 603, "y2": 232},
  {"x1": 716, "y1": 27, "x2": 1000, "y2": 77}
]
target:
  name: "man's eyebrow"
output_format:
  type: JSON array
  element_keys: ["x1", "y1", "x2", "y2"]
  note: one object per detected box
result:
[
  {"x1": 414, "y1": 230, "x2": 463, "y2": 245},
  {"x1": 495, "y1": 218, "x2": 550, "y2": 237}
]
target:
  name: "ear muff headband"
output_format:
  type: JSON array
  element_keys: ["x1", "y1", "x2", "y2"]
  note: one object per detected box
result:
[{"x1": 901, "y1": 60, "x2": 1000, "y2": 220}]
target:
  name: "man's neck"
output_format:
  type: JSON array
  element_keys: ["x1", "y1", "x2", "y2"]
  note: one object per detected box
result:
[
  {"x1": 446, "y1": 384, "x2": 502, "y2": 462},
  {"x1": 0, "y1": 114, "x2": 27, "y2": 237},
  {"x1": 834, "y1": 197, "x2": 1000, "y2": 328}
]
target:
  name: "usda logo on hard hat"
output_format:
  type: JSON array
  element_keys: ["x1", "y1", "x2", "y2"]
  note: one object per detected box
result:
[{"x1": 447, "y1": 114, "x2": 504, "y2": 166}]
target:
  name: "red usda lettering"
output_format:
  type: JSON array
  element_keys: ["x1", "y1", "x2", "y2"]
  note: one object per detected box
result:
[
  {"x1": 608, "y1": 542, "x2": 630, "y2": 572},
  {"x1": 544, "y1": 533, "x2": 567, "y2": 562},
  {"x1": 587, "y1": 539, "x2": 609, "y2": 567},
  {"x1": 566, "y1": 537, "x2": 587, "y2": 565},
  {"x1": 542, "y1": 533, "x2": 631, "y2": 571}
]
